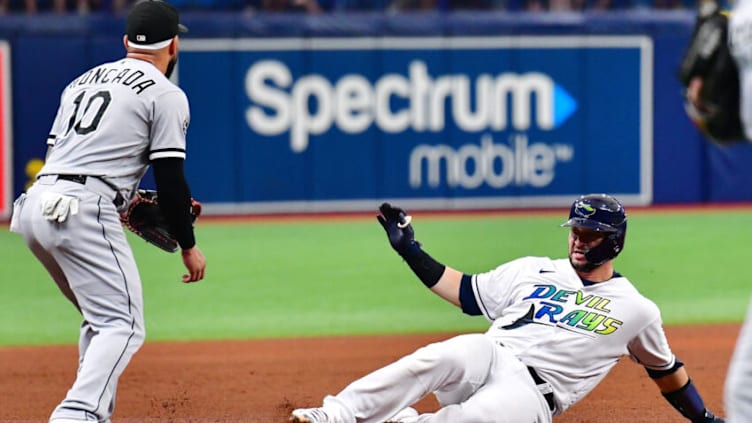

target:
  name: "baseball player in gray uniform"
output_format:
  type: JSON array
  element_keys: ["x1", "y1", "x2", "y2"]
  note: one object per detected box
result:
[
  {"x1": 8, "y1": 1, "x2": 206, "y2": 421},
  {"x1": 725, "y1": 1, "x2": 752, "y2": 419},
  {"x1": 290, "y1": 194, "x2": 723, "y2": 423}
]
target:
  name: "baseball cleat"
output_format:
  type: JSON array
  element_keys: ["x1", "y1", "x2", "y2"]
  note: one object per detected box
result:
[
  {"x1": 385, "y1": 406, "x2": 419, "y2": 423},
  {"x1": 290, "y1": 407, "x2": 333, "y2": 423}
]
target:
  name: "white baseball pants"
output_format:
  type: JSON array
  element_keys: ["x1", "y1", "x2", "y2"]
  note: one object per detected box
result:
[{"x1": 325, "y1": 333, "x2": 552, "y2": 423}]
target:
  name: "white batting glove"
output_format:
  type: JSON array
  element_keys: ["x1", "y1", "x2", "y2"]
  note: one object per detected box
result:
[{"x1": 40, "y1": 192, "x2": 79, "y2": 223}]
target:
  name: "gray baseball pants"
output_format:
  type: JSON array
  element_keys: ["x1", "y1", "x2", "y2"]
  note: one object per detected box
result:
[{"x1": 12, "y1": 175, "x2": 145, "y2": 422}]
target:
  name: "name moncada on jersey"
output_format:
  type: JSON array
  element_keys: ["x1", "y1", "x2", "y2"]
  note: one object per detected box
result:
[{"x1": 68, "y1": 65, "x2": 158, "y2": 95}]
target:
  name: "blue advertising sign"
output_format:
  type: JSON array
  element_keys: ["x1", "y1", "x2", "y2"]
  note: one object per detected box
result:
[{"x1": 179, "y1": 36, "x2": 652, "y2": 213}]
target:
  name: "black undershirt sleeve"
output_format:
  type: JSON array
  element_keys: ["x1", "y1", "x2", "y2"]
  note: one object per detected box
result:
[
  {"x1": 151, "y1": 158, "x2": 196, "y2": 250},
  {"x1": 459, "y1": 274, "x2": 482, "y2": 315}
]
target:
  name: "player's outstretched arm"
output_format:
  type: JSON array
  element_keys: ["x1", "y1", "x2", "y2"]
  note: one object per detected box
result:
[
  {"x1": 650, "y1": 365, "x2": 725, "y2": 422},
  {"x1": 377, "y1": 203, "x2": 463, "y2": 307}
]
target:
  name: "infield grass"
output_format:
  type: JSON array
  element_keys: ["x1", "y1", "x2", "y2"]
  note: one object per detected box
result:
[{"x1": 1, "y1": 209, "x2": 750, "y2": 347}]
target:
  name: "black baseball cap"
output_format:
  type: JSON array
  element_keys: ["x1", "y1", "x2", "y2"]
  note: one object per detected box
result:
[{"x1": 126, "y1": 0, "x2": 188, "y2": 50}]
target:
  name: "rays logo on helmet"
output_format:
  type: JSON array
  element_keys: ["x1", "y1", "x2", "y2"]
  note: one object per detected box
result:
[{"x1": 574, "y1": 202, "x2": 596, "y2": 217}]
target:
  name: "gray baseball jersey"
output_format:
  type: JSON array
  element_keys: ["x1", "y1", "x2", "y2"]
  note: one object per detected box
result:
[
  {"x1": 39, "y1": 57, "x2": 189, "y2": 207},
  {"x1": 10, "y1": 57, "x2": 190, "y2": 422}
]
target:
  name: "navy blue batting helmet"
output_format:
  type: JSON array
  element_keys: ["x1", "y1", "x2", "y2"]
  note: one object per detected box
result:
[{"x1": 561, "y1": 193, "x2": 627, "y2": 265}]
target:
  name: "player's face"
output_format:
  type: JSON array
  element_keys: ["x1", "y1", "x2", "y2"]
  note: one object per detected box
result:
[{"x1": 568, "y1": 227, "x2": 606, "y2": 271}]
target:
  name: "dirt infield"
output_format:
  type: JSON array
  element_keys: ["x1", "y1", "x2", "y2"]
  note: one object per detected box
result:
[{"x1": 0, "y1": 324, "x2": 738, "y2": 423}]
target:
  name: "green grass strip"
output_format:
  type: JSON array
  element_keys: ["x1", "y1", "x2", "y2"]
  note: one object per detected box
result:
[{"x1": 0, "y1": 210, "x2": 749, "y2": 346}]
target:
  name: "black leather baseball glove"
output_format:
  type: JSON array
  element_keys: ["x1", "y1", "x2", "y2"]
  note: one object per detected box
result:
[
  {"x1": 678, "y1": 1, "x2": 745, "y2": 144},
  {"x1": 120, "y1": 189, "x2": 202, "y2": 253}
]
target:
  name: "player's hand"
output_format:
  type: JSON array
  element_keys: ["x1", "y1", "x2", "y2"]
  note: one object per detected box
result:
[
  {"x1": 377, "y1": 203, "x2": 417, "y2": 257},
  {"x1": 181, "y1": 245, "x2": 206, "y2": 283},
  {"x1": 687, "y1": 77, "x2": 703, "y2": 109}
]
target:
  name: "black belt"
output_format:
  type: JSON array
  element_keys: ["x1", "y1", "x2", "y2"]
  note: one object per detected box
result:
[
  {"x1": 57, "y1": 174, "x2": 88, "y2": 184},
  {"x1": 54, "y1": 174, "x2": 124, "y2": 207},
  {"x1": 527, "y1": 366, "x2": 555, "y2": 412}
]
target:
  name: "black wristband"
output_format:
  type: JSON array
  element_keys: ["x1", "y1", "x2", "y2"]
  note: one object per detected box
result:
[
  {"x1": 401, "y1": 242, "x2": 445, "y2": 288},
  {"x1": 662, "y1": 378, "x2": 708, "y2": 421}
]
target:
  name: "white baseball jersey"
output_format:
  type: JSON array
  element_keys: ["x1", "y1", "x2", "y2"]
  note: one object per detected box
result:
[
  {"x1": 470, "y1": 256, "x2": 675, "y2": 414},
  {"x1": 308, "y1": 255, "x2": 675, "y2": 423},
  {"x1": 730, "y1": 0, "x2": 752, "y2": 139},
  {"x1": 38, "y1": 57, "x2": 190, "y2": 206},
  {"x1": 722, "y1": 8, "x2": 752, "y2": 422}
]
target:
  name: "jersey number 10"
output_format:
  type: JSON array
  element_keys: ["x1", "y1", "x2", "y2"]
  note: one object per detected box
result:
[{"x1": 66, "y1": 90, "x2": 112, "y2": 136}]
